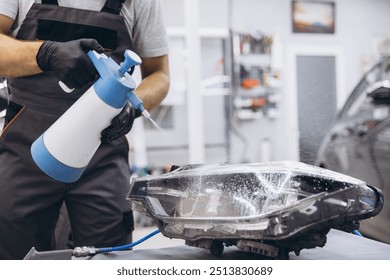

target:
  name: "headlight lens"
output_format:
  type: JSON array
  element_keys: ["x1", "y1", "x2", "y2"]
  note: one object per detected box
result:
[{"x1": 129, "y1": 161, "x2": 383, "y2": 241}]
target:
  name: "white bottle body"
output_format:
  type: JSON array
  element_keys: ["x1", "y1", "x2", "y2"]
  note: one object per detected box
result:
[{"x1": 44, "y1": 85, "x2": 121, "y2": 168}]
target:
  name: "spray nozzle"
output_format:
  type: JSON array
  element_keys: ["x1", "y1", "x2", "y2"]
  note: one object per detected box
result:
[
  {"x1": 140, "y1": 107, "x2": 151, "y2": 119},
  {"x1": 127, "y1": 91, "x2": 150, "y2": 119},
  {"x1": 118, "y1": 50, "x2": 142, "y2": 76}
]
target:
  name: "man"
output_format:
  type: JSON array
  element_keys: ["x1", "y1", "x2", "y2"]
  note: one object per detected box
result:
[{"x1": 0, "y1": 0, "x2": 170, "y2": 259}]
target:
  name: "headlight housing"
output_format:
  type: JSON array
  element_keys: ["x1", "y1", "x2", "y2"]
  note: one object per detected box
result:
[{"x1": 128, "y1": 161, "x2": 383, "y2": 258}]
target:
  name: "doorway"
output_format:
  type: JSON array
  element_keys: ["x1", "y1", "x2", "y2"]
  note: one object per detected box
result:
[
  {"x1": 286, "y1": 45, "x2": 346, "y2": 163},
  {"x1": 297, "y1": 55, "x2": 337, "y2": 163}
]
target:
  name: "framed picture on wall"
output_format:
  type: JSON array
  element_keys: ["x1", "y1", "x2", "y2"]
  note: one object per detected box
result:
[{"x1": 292, "y1": 1, "x2": 335, "y2": 34}]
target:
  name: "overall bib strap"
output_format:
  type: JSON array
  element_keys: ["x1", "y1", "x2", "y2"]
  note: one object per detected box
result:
[{"x1": 102, "y1": 0, "x2": 126, "y2": 14}]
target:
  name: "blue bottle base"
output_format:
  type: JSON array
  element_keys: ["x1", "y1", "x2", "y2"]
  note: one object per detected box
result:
[{"x1": 31, "y1": 135, "x2": 86, "y2": 183}]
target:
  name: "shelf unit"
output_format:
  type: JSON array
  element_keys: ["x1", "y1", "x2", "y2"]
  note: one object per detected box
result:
[{"x1": 231, "y1": 31, "x2": 281, "y2": 120}]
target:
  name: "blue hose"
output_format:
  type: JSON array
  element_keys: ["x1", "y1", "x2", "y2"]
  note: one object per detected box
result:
[
  {"x1": 352, "y1": 230, "x2": 363, "y2": 237},
  {"x1": 97, "y1": 229, "x2": 161, "y2": 253}
]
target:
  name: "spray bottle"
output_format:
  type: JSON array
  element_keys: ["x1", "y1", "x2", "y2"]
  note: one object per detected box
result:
[{"x1": 31, "y1": 50, "x2": 150, "y2": 183}]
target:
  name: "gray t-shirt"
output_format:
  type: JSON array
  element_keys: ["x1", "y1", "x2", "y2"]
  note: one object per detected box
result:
[{"x1": 0, "y1": 0, "x2": 169, "y2": 58}]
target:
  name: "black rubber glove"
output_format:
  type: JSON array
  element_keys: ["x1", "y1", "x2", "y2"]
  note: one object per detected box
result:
[
  {"x1": 101, "y1": 102, "x2": 142, "y2": 144},
  {"x1": 36, "y1": 39, "x2": 104, "y2": 89}
]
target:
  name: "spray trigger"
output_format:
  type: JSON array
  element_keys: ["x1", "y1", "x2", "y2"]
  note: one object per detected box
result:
[
  {"x1": 59, "y1": 81, "x2": 75, "y2": 93},
  {"x1": 58, "y1": 51, "x2": 108, "y2": 93}
]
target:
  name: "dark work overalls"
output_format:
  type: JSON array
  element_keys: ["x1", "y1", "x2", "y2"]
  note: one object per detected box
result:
[{"x1": 0, "y1": 0, "x2": 135, "y2": 259}]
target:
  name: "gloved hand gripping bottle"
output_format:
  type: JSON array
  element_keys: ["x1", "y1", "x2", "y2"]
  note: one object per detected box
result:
[{"x1": 31, "y1": 50, "x2": 150, "y2": 183}]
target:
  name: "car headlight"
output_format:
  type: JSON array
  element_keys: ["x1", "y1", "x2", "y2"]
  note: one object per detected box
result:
[{"x1": 128, "y1": 161, "x2": 383, "y2": 258}]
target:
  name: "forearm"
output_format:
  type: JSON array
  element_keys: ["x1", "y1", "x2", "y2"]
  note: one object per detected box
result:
[
  {"x1": 135, "y1": 56, "x2": 170, "y2": 111},
  {"x1": 0, "y1": 33, "x2": 43, "y2": 78}
]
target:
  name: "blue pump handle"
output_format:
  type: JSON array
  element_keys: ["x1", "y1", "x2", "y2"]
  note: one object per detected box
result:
[
  {"x1": 87, "y1": 50, "x2": 148, "y2": 115},
  {"x1": 119, "y1": 50, "x2": 142, "y2": 76}
]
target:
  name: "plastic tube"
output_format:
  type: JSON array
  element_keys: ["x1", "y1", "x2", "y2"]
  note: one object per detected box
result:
[{"x1": 96, "y1": 229, "x2": 161, "y2": 253}]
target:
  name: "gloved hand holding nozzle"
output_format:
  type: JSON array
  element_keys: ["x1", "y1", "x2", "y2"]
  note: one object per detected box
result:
[
  {"x1": 36, "y1": 39, "x2": 104, "y2": 89},
  {"x1": 101, "y1": 102, "x2": 143, "y2": 144}
]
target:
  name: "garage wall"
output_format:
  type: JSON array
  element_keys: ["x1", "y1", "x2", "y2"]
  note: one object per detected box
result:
[
  {"x1": 134, "y1": 0, "x2": 390, "y2": 170},
  {"x1": 228, "y1": 0, "x2": 390, "y2": 91}
]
